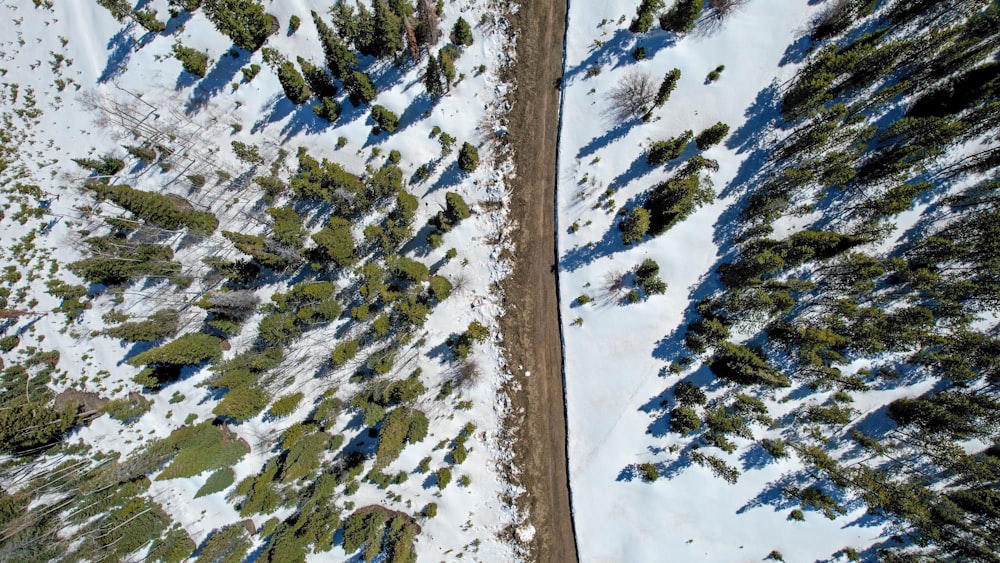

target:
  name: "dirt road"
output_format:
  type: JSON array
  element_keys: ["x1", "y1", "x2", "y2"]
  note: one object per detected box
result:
[{"x1": 500, "y1": 0, "x2": 577, "y2": 561}]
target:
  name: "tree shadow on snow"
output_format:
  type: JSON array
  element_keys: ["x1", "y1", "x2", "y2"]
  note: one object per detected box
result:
[
  {"x1": 99, "y1": 26, "x2": 138, "y2": 84},
  {"x1": 563, "y1": 29, "x2": 677, "y2": 86},
  {"x1": 184, "y1": 47, "x2": 249, "y2": 115}
]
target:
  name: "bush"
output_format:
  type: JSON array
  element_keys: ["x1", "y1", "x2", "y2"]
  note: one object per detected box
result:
[
  {"x1": 213, "y1": 386, "x2": 270, "y2": 422},
  {"x1": 706, "y1": 64, "x2": 724, "y2": 83},
  {"x1": 172, "y1": 43, "x2": 208, "y2": 77},
  {"x1": 428, "y1": 275, "x2": 453, "y2": 300},
  {"x1": 710, "y1": 342, "x2": 790, "y2": 387},
  {"x1": 638, "y1": 462, "x2": 659, "y2": 482},
  {"x1": 101, "y1": 395, "x2": 151, "y2": 423},
  {"x1": 670, "y1": 405, "x2": 701, "y2": 433},
  {"x1": 0, "y1": 335, "x2": 19, "y2": 353},
  {"x1": 288, "y1": 14, "x2": 300, "y2": 33},
  {"x1": 346, "y1": 71, "x2": 377, "y2": 106},
  {"x1": 195, "y1": 468, "x2": 235, "y2": 497},
  {"x1": 126, "y1": 333, "x2": 222, "y2": 368},
  {"x1": 134, "y1": 8, "x2": 166, "y2": 32},
  {"x1": 655, "y1": 68, "x2": 682, "y2": 107},
  {"x1": 202, "y1": 0, "x2": 274, "y2": 51},
  {"x1": 104, "y1": 309, "x2": 179, "y2": 342},
  {"x1": 312, "y1": 97, "x2": 341, "y2": 122},
  {"x1": 457, "y1": 142, "x2": 479, "y2": 172},
  {"x1": 630, "y1": 0, "x2": 666, "y2": 33},
  {"x1": 451, "y1": 17, "x2": 473, "y2": 45},
  {"x1": 331, "y1": 340, "x2": 360, "y2": 366},
  {"x1": 269, "y1": 392, "x2": 303, "y2": 418},
  {"x1": 695, "y1": 121, "x2": 729, "y2": 149},
  {"x1": 660, "y1": 0, "x2": 703, "y2": 33},
  {"x1": 241, "y1": 63, "x2": 261, "y2": 82},
  {"x1": 423, "y1": 502, "x2": 437, "y2": 518},
  {"x1": 370, "y1": 105, "x2": 400, "y2": 133},
  {"x1": 635, "y1": 259, "x2": 667, "y2": 295},
  {"x1": 619, "y1": 207, "x2": 650, "y2": 245},
  {"x1": 647, "y1": 130, "x2": 692, "y2": 164},
  {"x1": 436, "y1": 467, "x2": 451, "y2": 489},
  {"x1": 674, "y1": 381, "x2": 707, "y2": 405},
  {"x1": 277, "y1": 61, "x2": 310, "y2": 104}
]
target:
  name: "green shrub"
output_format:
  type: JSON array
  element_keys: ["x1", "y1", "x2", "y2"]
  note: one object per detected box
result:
[
  {"x1": 134, "y1": 8, "x2": 166, "y2": 32},
  {"x1": 346, "y1": 71, "x2": 377, "y2": 106},
  {"x1": 288, "y1": 14, "x2": 300, "y2": 32},
  {"x1": 451, "y1": 17, "x2": 473, "y2": 45},
  {"x1": 670, "y1": 405, "x2": 701, "y2": 434},
  {"x1": 647, "y1": 130, "x2": 692, "y2": 164},
  {"x1": 313, "y1": 97, "x2": 341, "y2": 122},
  {"x1": 127, "y1": 333, "x2": 222, "y2": 368},
  {"x1": 436, "y1": 467, "x2": 451, "y2": 489},
  {"x1": 277, "y1": 61, "x2": 310, "y2": 104},
  {"x1": 268, "y1": 392, "x2": 303, "y2": 418},
  {"x1": 423, "y1": 502, "x2": 437, "y2": 518},
  {"x1": 370, "y1": 105, "x2": 400, "y2": 133},
  {"x1": 619, "y1": 207, "x2": 650, "y2": 245},
  {"x1": 457, "y1": 142, "x2": 479, "y2": 172},
  {"x1": 638, "y1": 462, "x2": 659, "y2": 482},
  {"x1": 630, "y1": 0, "x2": 665, "y2": 33},
  {"x1": 104, "y1": 309, "x2": 179, "y2": 342},
  {"x1": 195, "y1": 468, "x2": 236, "y2": 497},
  {"x1": 0, "y1": 335, "x2": 19, "y2": 353},
  {"x1": 202, "y1": 0, "x2": 274, "y2": 51},
  {"x1": 331, "y1": 340, "x2": 360, "y2": 366},
  {"x1": 706, "y1": 64, "x2": 725, "y2": 83},
  {"x1": 241, "y1": 63, "x2": 261, "y2": 81},
  {"x1": 660, "y1": 0, "x2": 703, "y2": 33},
  {"x1": 428, "y1": 275, "x2": 452, "y2": 301},
  {"x1": 101, "y1": 395, "x2": 151, "y2": 423},
  {"x1": 695, "y1": 121, "x2": 730, "y2": 149},
  {"x1": 213, "y1": 386, "x2": 270, "y2": 422},
  {"x1": 172, "y1": 43, "x2": 208, "y2": 77}
]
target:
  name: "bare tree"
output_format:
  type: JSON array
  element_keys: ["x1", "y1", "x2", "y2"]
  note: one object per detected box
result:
[
  {"x1": 811, "y1": 0, "x2": 855, "y2": 40},
  {"x1": 708, "y1": 0, "x2": 750, "y2": 19},
  {"x1": 204, "y1": 290, "x2": 260, "y2": 320},
  {"x1": 605, "y1": 71, "x2": 657, "y2": 122}
]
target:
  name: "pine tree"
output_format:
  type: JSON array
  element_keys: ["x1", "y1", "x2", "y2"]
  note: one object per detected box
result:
[
  {"x1": 297, "y1": 57, "x2": 337, "y2": 98},
  {"x1": 346, "y1": 71, "x2": 377, "y2": 106},
  {"x1": 458, "y1": 142, "x2": 479, "y2": 172},
  {"x1": 202, "y1": 0, "x2": 274, "y2": 51},
  {"x1": 424, "y1": 52, "x2": 444, "y2": 96},
  {"x1": 620, "y1": 207, "x2": 651, "y2": 245},
  {"x1": 451, "y1": 17, "x2": 473, "y2": 45},
  {"x1": 312, "y1": 11, "x2": 358, "y2": 80},
  {"x1": 371, "y1": 0, "x2": 404, "y2": 58},
  {"x1": 277, "y1": 61, "x2": 311, "y2": 104}
]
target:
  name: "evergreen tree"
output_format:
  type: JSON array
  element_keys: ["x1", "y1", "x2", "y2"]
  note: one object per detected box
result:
[
  {"x1": 660, "y1": 0, "x2": 703, "y2": 33},
  {"x1": 451, "y1": 17, "x2": 473, "y2": 45},
  {"x1": 695, "y1": 122, "x2": 729, "y2": 149},
  {"x1": 458, "y1": 142, "x2": 479, "y2": 172},
  {"x1": 655, "y1": 68, "x2": 682, "y2": 106},
  {"x1": 620, "y1": 207, "x2": 651, "y2": 245},
  {"x1": 202, "y1": 0, "x2": 274, "y2": 51},
  {"x1": 297, "y1": 57, "x2": 337, "y2": 98},
  {"x1": 346, "y1": 71, "x2": 377, "y2": 106},
  {"x1": 277, "y1": 61, "x2": 311, "y2": 104},
  {"x1": 367, "y1": 0, "x2": 404, "y2": 58},
  {"x1": 312, "y1": 11, "x2": 358, "y2": 80},
  {"x1": 424, "y1": 54, "x2": 444, "y2": 97}
]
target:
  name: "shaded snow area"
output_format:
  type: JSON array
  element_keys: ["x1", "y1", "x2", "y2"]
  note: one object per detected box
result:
[
  {"x1": 0, "y1": 1, "x2": 526, "y2": 561},
  {"x1": 556, "y1": 1, "x2": 926, "y2": 561}
]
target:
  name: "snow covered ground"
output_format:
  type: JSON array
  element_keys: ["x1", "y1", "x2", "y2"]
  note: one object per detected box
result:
[
  {"x1": 0, "y1": 0, "x2": 528, "y2": 560},
  {"x1": 556, "y1": 1, "x2": 900, "y2": 561}
]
